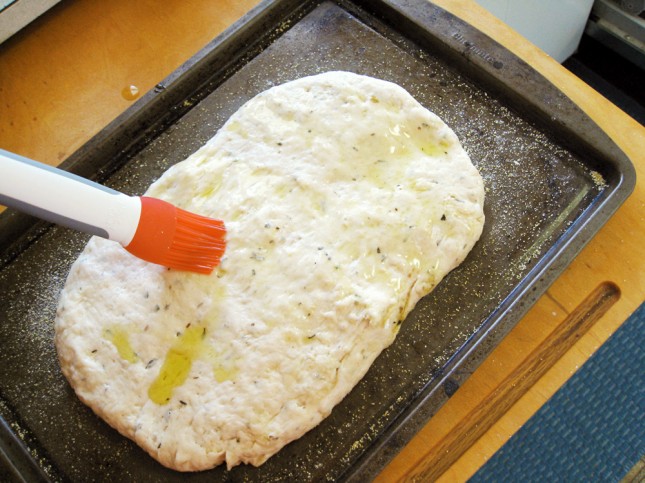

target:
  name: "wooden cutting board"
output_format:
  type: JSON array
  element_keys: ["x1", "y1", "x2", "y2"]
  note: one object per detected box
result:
[{"x1": 0, "y1": 1, "x2": 643, "y2": 480}]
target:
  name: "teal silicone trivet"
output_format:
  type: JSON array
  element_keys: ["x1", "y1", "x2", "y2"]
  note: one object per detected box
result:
[{"x1": 470, "y1": 301, "x2": 645, "y2": 482}]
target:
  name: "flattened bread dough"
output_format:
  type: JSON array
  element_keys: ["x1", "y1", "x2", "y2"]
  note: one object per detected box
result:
[{"x1": 55, "y1": 72, "x2": 485, "y2": 471}]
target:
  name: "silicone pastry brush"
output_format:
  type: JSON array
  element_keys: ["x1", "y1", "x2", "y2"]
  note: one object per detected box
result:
[{"x1": 0, "y1": 149, "x2": 226, "y2": 274}]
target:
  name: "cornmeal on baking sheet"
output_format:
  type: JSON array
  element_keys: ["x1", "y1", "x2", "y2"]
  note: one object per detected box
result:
[{"x1": 55, "y1": 71, "x2": 485, "y2": 471}]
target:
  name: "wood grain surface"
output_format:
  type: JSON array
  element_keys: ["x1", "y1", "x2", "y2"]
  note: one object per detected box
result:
[{"x1": 1, "y1": 0, "x2": 643, "y2": 481}]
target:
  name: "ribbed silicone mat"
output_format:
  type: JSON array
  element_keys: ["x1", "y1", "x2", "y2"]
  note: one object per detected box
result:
[{"x1": 471, "y1": 301, "x2": 645, "y2": 482}]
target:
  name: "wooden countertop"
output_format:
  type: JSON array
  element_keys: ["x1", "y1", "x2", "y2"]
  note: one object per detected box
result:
[{"x1": 1, "y1": 0, "x2": 643, "y2": 480}]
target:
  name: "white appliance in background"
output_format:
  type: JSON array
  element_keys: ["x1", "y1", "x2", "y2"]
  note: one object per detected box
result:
[
  {"x1": 474, "y1": 0, "x2": 595, "y2": 62},
  {"x1": 0, "y1": 0, "x2": 61, "y2": 44}
]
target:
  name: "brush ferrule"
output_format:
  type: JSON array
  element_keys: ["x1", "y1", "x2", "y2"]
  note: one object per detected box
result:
[{"x1": 106, "y1": 194, "x2": 142, "y2": 245}]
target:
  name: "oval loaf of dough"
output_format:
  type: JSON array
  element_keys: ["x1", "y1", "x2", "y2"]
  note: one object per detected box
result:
[{"x1": 55, "y1": 71, "x2": 485, "y2": 471}]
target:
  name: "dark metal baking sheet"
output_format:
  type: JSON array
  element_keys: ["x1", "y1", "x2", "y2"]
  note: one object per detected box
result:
[{"x1": 0, "y1": 1, "x2": 636, "y2": 481}]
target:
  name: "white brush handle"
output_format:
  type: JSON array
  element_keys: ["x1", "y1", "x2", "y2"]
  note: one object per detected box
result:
[{"x1": 0, "y1": 149, "x2": 141, "y2": 246}]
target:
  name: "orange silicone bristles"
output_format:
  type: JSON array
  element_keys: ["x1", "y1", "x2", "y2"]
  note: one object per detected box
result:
[{"x1": 125, "y1": 197, "x2": 226, "y2": 274}]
